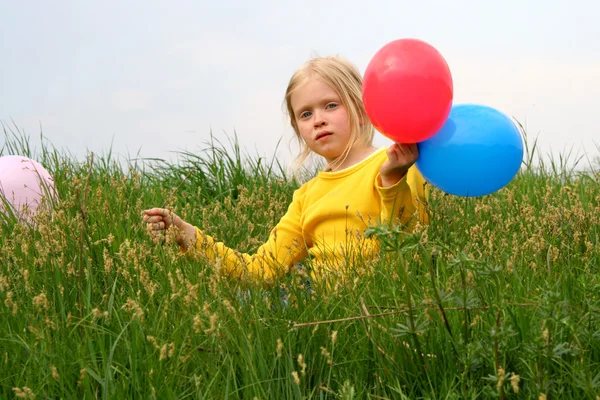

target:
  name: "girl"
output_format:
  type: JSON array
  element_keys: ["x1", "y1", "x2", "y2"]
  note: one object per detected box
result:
[{"x1": 143, "y1": 56, "x2": 428, "y2": 285}]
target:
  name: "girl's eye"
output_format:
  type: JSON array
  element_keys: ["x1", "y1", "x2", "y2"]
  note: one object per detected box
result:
[
  {"x1": 326, "y1": 103, "x2": 337, "y2": 109},
  {"x1": 300, "y1": 111, "x2": 311, "y2": 119}
]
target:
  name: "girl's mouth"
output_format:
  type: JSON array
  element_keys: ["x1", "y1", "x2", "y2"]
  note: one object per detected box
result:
[{"x1": 316, "y1": 131, "x2": 332, "y2": 140}]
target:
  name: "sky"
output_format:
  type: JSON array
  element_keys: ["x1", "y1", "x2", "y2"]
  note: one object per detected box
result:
[{"x1": 1, "y1": 0, "x2": 599, "y2": 170}]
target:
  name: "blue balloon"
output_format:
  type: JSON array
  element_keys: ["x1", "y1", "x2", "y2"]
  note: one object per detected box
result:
[{"x1": 416, "y1": 104, "x2": 524, "y2": 197}]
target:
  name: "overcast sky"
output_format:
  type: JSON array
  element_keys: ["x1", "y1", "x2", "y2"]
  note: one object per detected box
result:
[{"x1": 1, "y1": 0, "x2": 599, "y2": 170}]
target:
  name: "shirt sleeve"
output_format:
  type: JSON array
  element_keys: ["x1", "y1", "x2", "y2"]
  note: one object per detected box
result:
[
  {"x1": 184, "y1": 186, "x2": 308, "y2": 284},
  {"x1": 374, "y1": 172, "x2": 418, "y2": 227},
  {"x1": 406, "y1": 167, "x2": 430, "y2": 225}
]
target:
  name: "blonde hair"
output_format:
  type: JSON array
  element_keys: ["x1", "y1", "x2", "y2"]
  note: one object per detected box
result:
[{"x1": 285, "y1": 56, "x2": 375, "y2": 172}]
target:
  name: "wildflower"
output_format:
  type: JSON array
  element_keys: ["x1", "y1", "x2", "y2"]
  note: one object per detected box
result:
[
  {"x1": 140, "y1": 268, "x2": 157, "y2": 298},
  {"x1": 424, "y1": 308, "x2": 432, "y2": 321},
  {"x1": 496, "y1": 367, "x2": 505, "y2": 390},
  {"x1": 291, "y1": 371, "x2": 300, "y2": 385},
  {"x1": 470, "y1": 314, "x2": 480, "y2": 328},
  {"x1": 331, "y1": 331, "x2": 338, "y2": 346},
  {"x1": 92, "y1": 308, "x2": 108, "y2": 320},
  {"x1": 13, "y1": 387, "x2": 35, "y2": 399},
  {"x1": 321, "y1": 346, "x2": 332, "y2": 365},
  {"x1": 4, "y1": 291, "x2": 17, "y2": 315},
  {"x1": 204, "y1": 313, "x2": 218, "y2": 335},
  {"x1": 298, "y1": 354, "x2": 307, "y2": 375},
  {"x1": 466, "y1": 270, "x2": 474, "y2": 284},
  {"x1": 542, "y1": 328, "x2": 549, "y2": 343},
  {"x1": 510, "y1": 373, "x2": 520, "y2": 393},
  {"x1": 23, "y1": 270, "x2": 30, "y2": 291},
  {"x1": 51, "y1": 365, "x2": 60, "y2": 380},
  {"x1": 506, "y1": 261, "x2": 514, "y2": 274},
  {"x1": 32, "y1": 292, "x2": 50, "y2": 312},
  {"x1": 193, "y1": 315, "x2": 202, "y2": 334},
  {"x1": 276, "y1": 338, "x2": 283, "y2": 358},
  {"x1": 147, "y1": 335, "x2": 160, "y2": 350},
  {"x1": 530, "y1": 262, "x2": 537, "y2": 272},
  {"x1": 0, "y1": 275, "x2": 8, "y2": 292},
  {"x1": 103, "y1": 248, "x2": 113, "y2": 274},
  {"x1": 121, "y1": 298, "x2": 144, "y2": 322},
  {"x1": 340, "y1": 380, "x2": 355, "y2": 399},
  {"x1": 159, "y1": 343, "x2": 175, "y2": 361},
  {"x1": 209, "y1": 273, "x2": 220, "y2": 297},
  {"x1": 168, "y1": 272, "x2": 179, "y2": 299},
  {"x1": 179, "y1": 354, "x2": 191, "y2": 363},
  {"x1": 223, "y1": 299, "x2": 237, "y2": 316}
]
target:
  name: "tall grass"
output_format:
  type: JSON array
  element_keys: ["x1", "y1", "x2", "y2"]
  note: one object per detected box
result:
[{"x1": 1, "y1": 127, "x2": 599, "y2": 399}]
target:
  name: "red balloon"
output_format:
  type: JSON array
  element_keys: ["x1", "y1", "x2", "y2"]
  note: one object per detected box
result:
[{"x1": 363, "y1": 38, "x2": 453, "y2": 143}]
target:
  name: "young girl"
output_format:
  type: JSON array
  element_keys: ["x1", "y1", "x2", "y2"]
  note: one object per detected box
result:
[{"x1": 143, "y1": 56, "x2": 428, "y2": 285}]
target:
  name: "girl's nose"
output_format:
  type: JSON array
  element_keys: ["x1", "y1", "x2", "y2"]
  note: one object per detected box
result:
[
  {"x1": 313, "y1": 111, "x2": 325, "y2": 128},
  {"x1": 313, "y1": 114, "x2": 326, "y2": 128}
]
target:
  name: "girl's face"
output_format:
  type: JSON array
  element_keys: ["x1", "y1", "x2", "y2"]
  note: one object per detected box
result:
[{"x1": 290, "y1": 77, "x2": 352, "y2": 165}]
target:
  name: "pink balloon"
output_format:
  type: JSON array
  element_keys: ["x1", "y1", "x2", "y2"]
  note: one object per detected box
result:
[{"x1": 0, "y1": 155, "x2": 56, "y2": 222}]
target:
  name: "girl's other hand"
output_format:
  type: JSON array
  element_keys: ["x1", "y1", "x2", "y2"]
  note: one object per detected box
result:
[{"x1": 142, "y1": 208, "x2": 195, "y2": 248}]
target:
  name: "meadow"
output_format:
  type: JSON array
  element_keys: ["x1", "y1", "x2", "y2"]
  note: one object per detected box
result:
[{"x1": 1, "y1": 128, "x2": 599, "y2": 399}]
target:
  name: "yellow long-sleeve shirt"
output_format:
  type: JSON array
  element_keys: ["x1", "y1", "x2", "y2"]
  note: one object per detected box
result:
[{"x1": 188, "y1": 147, "x2": 428, "y2": 284}]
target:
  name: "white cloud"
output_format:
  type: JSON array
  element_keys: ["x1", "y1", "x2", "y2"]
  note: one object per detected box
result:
[
  {"x1": 112, "y1": 91, "x2": 150, "y2": 111},
  {"x1": 2, "y1": 1, "x2": 599, "y2": 170}
]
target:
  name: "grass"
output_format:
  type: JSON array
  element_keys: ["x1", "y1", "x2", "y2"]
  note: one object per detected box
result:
[{"x1": 1, "y1": 124, "x2": 599, "y2": 399}]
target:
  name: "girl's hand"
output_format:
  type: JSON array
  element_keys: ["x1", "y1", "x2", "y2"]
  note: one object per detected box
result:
[
  {"x1": 142, "y1": 208, "x2": 196, "y2": 248},
  {"x1": 379, "y1": 143, "x2": 419, "y2": 187}
]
